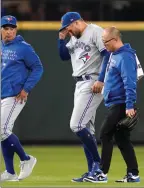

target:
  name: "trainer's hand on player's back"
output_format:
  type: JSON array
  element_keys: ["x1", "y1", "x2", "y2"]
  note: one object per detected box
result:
[
  {"x1": 92, "y1": 81, "x2": 104, "y2": 93},
  {"x1": 16, "y1": 89, "x2": 28, "y2": 104},
  {"x1": 59, "y1": 29, "x2": 69, "y2": 40}
]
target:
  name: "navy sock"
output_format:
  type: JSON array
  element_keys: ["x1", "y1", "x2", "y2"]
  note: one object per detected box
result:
[
  {"x1": 6, "y1": 134, "x2": 30, "y2": 161},
  {"x1": 76, "y1": 128, "x2": 100, "y2": 163},
  {"x1": 92, "y1": 134, "x2": 101, "y2": 162},
  {"x1": 83, "y1": 144, "x2": 93, "y2": 172},
  {"x1": 1, "y1": 139, "x2": 15, "y2": 174}
]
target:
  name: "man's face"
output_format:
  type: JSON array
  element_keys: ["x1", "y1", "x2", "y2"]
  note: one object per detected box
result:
[
  {"x1": 66, "y1": 21, "x2": 81, "y2": 38},
  {"x1": 1, "y1": 26, "x2": 17, "y2": 42},
  {"x1": 102, "y1": 31, "x2": 117, "y2": 52}
]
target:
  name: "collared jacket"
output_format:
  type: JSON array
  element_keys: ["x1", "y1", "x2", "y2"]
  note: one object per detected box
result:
[{"x1": 103, "y1": 44, "x2": 137, "y2": 109}]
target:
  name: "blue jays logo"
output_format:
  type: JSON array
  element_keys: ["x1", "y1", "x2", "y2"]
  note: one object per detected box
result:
[
  {"x1": 79, "y1": 53, "x2": 90, "y2": 63},
  {"x1": 7, "y1": 17, "x2": 13, "y2": 21}
]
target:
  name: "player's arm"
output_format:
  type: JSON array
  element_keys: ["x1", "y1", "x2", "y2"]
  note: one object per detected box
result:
[
  {"x1": 58, "y1": 39, "x2": 71, "y2": 61},
  {"x1": 58, "y1": 30, "x2": 71, "y2": 61},
  {"x1": 98, "y1": 49, "x2": 110, "y2": 82},
  {"x1": 119, "y1": 55, "x2": 137, "y2": 116},
  {"x1": 23, "y1": 45, "x2": 43, "y2": 93},
  {"x1": 93, "y1": 26, "x2": 110, "y2": 82},
  {"x1": 92, "y1": 50, "x2": 110, "y2": 93},
  {"x1": 92, "y1": 27, "x2": 110, "y2": 93}
]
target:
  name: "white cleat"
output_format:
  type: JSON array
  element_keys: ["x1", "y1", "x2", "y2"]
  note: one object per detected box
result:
[
  {"x1": 18, "y1": 155, "x2": 37, "y2": 180},
  {"x1": 0, "y1": 171, "x2": 19, "y2": 182}
]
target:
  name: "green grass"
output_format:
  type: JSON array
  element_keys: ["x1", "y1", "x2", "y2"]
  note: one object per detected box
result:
[{"x1": 1, "y1": 146, "x2": 144, "y2": 187}]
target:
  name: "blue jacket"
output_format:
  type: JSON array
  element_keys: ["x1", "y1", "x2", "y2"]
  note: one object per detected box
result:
[
  {"x1": 1, "y1": 35, "x2": 43, "y2": 98},
  {"x1": 103, "y1": 44, "x2": 137, "y2": 109}
]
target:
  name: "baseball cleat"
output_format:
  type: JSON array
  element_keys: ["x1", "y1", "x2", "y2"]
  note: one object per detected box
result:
[
  {"x1": 115, "y1": 173, "x2": 140, "y2": 183},
  {"x1": 84, "y1": 172, "x2": 108, "y2": 183},
  {"x1": 71, "y1": 172, "x2": 88, "y2": 182},
  {"x1": 0, "y1": 171, "x2": 19, "y2": 182},
  {"x1": 18, "y1": 155, "x2": 37, "y2": 180}
]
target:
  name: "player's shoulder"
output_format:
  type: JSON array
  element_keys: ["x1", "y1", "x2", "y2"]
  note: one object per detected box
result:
[
  {"x1": 17, "y1": 35, "x2": 33, "y2": 50},
  {"x1": 88, "y1": 23, "x2": 103, "y2": 32},
  {"x1": 20, "y1": 40, "x2": 31, "y2": 48},
  {"x1": 16, "y1": 35, "x2": 29, "y2": 45}
]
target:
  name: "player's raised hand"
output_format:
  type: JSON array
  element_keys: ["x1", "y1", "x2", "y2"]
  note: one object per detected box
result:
[
  {"x1": 59, "y1": 29, "x2": 69, "y2": 40},
  {"x1": 92, "y1": 81, "x2": 104, "y2": 93},
  {"x1": 16, "y1": 89, "x2": 28, "y2": 104}
]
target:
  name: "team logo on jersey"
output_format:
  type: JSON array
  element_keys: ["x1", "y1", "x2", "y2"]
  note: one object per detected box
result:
[{"x1": 79, "y1": 53, "x2": 90, "y2": 63}]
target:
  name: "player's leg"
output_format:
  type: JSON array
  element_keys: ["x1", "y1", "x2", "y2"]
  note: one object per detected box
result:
[
  {"x1": 71, "y1": 93, "x2": 102, "y2": 163},
  {"x1": 73, "y1": 88, "x2": 95, "y2": 174},
  {"x1": 1, "y1": 97, "x2": 36, "y2": 181},
  {"x1": 83, "y1": 143, "x2": 93, "y2": 172},
  {"x1": 70, "y1": 80, "x2": 103, "y2": 180},
  {"x1": 1, "y1": 97, "x2": 24, "y2": 181},
  {"x1": 72, "y1": 82, "x2": 93, "y2": 176},
  {"x1": 71, "y1": 87, "x2": 93, "y2": 182},
  {"x1": 115, "y1": 129, "x2": 140, "y2": 182},
  {"x1": 83, "y1": 117, "x2": 100, "y2": 172},
  {"x1": 72, "y1": 132, "x2": 98, "y2": 182}
]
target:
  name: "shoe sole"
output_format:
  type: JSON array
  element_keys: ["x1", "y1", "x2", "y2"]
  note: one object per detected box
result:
[
  {"x1": 71, "y1": 179, "x2": 84, "y2": 182},
  {"x1": 7, "y1": 179, "x2": 19, "y2": 182},
  {"x1": 84, "y1": 178, "x2": 107, "y2": 183},
  {"x1": 115, "y1": 181, "x2": 140, "y2": 183},
  {"x1": 18, "y1": 157, "x2": 37, "y2": 180}
]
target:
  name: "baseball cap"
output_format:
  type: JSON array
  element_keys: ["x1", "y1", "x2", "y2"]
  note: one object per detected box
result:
[
  {"x1": 1, "y1": 15, "x2": 17, "y2": 27},
  {"x1": 59, "y1": 12, "x2": 82, "y2": 31}
]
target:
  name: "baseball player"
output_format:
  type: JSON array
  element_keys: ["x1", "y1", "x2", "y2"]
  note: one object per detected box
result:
[
  {"x1": 85, "y1": 27, "x2": 143, "y2": 183},
  {"x1": 58, "y1": 12, "x2": 110, "y2": 182},
  {"x1": 1, "y1": 15, "x2": 43, "y2": 181}
]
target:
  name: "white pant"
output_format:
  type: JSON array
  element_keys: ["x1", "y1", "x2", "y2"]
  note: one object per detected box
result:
[
  {"x1": 1, "y1": 97, "x2": 26, "y2": 141},
  {"x1": 70, "y1": 76, "x2": 103, "y2": 134}
]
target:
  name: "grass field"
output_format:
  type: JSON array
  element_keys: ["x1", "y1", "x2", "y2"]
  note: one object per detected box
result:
[{"x1": 1, "y1": 146, "x2": 144, "y2": 187}]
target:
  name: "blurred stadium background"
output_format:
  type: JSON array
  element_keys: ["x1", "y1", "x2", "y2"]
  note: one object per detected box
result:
[{"x1": 1, "y1": 0, "x2": 144, "y2": 187}]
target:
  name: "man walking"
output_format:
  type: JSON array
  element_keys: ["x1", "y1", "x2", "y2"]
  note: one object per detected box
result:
[
  {"x1": 85, "y1": 26, "x2": 141, "y2": 183},
  {"x1": 1, "y1": 15, "x2": 43, "y2": 181}
]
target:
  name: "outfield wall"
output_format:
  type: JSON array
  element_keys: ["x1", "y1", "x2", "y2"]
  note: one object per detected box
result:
[{"x1": 14, "y1": 22, "x2": 144, "y2": 144}]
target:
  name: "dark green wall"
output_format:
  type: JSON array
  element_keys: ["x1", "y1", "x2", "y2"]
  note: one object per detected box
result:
[{"x1": 14, "y1": 30, "x2": 144, "y2": 143}]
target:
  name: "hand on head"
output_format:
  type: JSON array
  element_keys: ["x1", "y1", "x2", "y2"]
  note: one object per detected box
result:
[{"x1": 59, "y1": 29, "x2": 73, "y2": 39}]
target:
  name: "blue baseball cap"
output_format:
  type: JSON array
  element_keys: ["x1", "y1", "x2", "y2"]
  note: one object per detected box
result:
[
  {"x1": 59, "y1": 12, "x2": 82, "y2": 31},
  {"x1": 1, "y1": 15, "x2": 17, "y2": 27}
]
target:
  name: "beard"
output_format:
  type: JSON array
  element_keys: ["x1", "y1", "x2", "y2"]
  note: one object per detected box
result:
[
  {"x1": 75, "y1": 33, "x2": 81, "y2": 39},
  {"x1": 70, "y1": 31, "x2": 81, "y2": 39}
]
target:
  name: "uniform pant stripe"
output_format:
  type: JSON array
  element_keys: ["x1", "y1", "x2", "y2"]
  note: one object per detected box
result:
[
  {"x1": 78, "y1": 93, "x2": 94, "y2": 131},
  {"x1": 3, "y1": 99, "x2": 17, "y2": 137}
]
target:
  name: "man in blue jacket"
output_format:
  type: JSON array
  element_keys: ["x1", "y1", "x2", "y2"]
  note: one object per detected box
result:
[
  {"x1": 85, "y1": 27, "x2": 140, "y2": 183},
  {"x1": 1, "y1": 15, "x2": 43, "y2": 181}
]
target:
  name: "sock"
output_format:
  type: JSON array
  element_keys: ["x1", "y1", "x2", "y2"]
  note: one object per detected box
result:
[
  {"x1": 1, "y1": 139, "x2": 15, "y2": 174},
  {"x1": 6, "y1": 134, "x2": 30, "y2": 161},
  {"x1": 76, "y1": 128, "x2": 100, "y2": 163},
  {"x1": 83, "y1": 144, "x2": 93, "y2": 172},
  {"x1": 92, "y1": 134, "x2": 101, "y2": 162}
]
